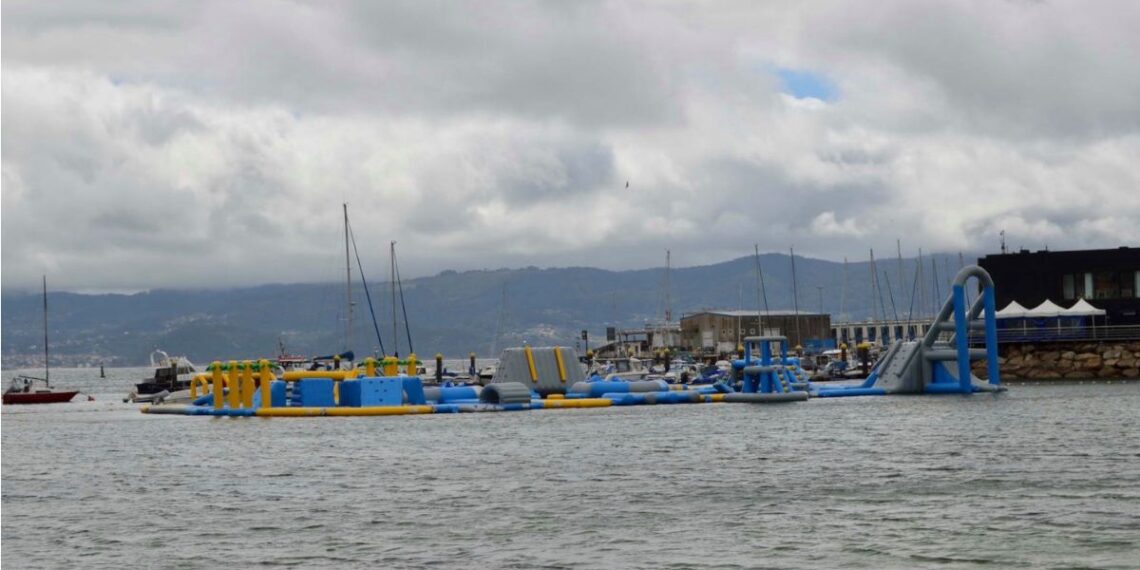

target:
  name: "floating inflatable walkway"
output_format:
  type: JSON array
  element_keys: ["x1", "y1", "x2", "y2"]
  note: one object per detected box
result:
[
  {"x1": 815, "y1": 265, "x2": 1005, "y2": 397},
  {"x1": 141, "y1": 345, "x2": 805, "y2": 419},
  {"x1": 141, "y1": 265, "x2": 1005, "y2": 418}
]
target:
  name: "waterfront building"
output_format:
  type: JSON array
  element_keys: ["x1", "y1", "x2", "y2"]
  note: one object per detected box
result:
[
  {"x1": 679, "y1": 310, "x2": 831, "y2": 356},
  {"x1": 591, "y1": 322, "x2": 681, "y2": 359},
  {"x1": 830, "y1": 318, "x2": 933, "y2": 348},
  {"x1": 978, "y1": 246, "x2": 1140, "y2": 326}
]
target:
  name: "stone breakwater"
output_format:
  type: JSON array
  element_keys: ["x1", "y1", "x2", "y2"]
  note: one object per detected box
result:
[{"x1": 972, "y1": 340, "x2": 1140, "y2": 380}]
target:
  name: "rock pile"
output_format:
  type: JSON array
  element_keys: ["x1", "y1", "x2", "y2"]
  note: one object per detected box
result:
[{"x1": 973, "y1": 341, "x2": 1140, "y2": 380}]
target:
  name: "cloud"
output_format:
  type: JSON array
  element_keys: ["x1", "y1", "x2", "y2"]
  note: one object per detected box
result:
[
  {"x1": 2, "y1": 1, "x2": 1139, "y2": 292},
  {"x1": 811, "y1": 212, "x2": 867, "y2": 237}
]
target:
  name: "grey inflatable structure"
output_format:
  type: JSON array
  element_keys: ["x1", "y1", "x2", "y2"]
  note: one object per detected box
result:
[
  {"x1": 491, "y1": 346, "x2": 586, "y2": 396},
  {"x1": 479, "y1": 382, "x2": 533, "y2": 404}
]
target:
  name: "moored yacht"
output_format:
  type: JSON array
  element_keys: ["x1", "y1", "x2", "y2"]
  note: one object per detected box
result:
[{"x1": 136, "y1": 350, "x2": 197, "y2": 394}]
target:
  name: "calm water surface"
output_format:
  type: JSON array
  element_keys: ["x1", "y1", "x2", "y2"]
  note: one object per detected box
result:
[{"x1": 3, "y1": 368, "x2": 1139, "y2": 569}]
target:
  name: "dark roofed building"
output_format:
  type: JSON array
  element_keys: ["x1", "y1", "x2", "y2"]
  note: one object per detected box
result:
[{"x1": 978, "y1": 246, "x2": 1140, "y2": 326}]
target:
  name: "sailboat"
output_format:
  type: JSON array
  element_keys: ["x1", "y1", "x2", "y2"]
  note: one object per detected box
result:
[
  {"x1": 284, "y1": 204, "x2": 373, "y2": 371},
  {"x1": 4, "y1": 276, "x2": 81, "y2": 405}
]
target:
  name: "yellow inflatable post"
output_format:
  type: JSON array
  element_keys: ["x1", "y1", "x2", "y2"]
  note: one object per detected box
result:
[
  {"x1": 406, "y1": 353, "x2": 418, "y2": 376},
  {"x1": 227, "y1": 360, "x2": 240, "y2": 409},
  {"x1": 553, "y1": 346, "x2": 567, "y2": 383},
  {"x1": 524, "y1": 345, "x2": 538, "y2": 383},
  {"x1": 241, "y1": 361, "x2": 254, "y2": 408},
  {"x1": 211, "y1": 361, "x2": 224, "y2": 409},
  {"x1": 365, "y1": 357, "x2": 377, "y2": 377},
  {"x1": 258, "y1": 359, "x2": 273, "y2": 408},
  {"x1": 382, "y1": 356, "x2": 398, "y2": 377}
]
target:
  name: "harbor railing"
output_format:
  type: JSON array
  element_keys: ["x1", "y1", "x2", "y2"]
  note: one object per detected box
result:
[{"x1": 967, "y1": 324, "x2": 1140, "y2": 345}]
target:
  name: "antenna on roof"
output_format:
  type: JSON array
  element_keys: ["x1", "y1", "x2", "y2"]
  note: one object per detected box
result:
[{"x1": 1000, "y1": 230, "x2": 1007, "y2": 254}]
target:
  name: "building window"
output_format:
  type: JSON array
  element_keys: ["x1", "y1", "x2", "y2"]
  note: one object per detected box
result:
[
  {"x1": 1093, "y1": 271, "x2": 1120, "y2": 300},
  {"x1": 1064, "y1": 272, "x2": 1092, "y2": 299},
  {"x1": 1120, "y1": 271, "x2": 1136, "y2": 299}
]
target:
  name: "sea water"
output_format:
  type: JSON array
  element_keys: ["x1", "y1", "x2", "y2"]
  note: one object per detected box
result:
[{"x1": 2, "y1": 368, "x2": 1138, "y2": 569}]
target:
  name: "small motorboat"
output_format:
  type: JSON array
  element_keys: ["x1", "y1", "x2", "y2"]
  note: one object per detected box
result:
[
  {"x1": 477, "y1": 365, "x2": 497, "y2": 382},
  {"x1": 660, "y1": 363, "x2": 703, "y2": 384},
  {"x1": 134, "y1": 350, "x2": 198, "y2": 395},
  {"x1": 3, "y1": 375, "x2": 79, "y2": 405},
  {"x1": 591, "y1": 357, "x2": 651, "y2": 381}
]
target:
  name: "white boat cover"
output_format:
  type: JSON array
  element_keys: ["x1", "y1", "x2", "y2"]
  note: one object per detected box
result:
[{"x1": 1060, "y1": 298, "x2": 1107, "y2": 317}]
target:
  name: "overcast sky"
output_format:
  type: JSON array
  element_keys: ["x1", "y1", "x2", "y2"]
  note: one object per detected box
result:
[{"x1": 3, "y1": 1, "x2": 1138, "y2": 292}]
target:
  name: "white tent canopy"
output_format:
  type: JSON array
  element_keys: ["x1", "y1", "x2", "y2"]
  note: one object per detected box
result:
[
  {"x1": 995, "y1": 300, "x2": 1029, "y2": 319},
  {"x1": 1024, "y1": 299, "x2": 1065, "y2": 318},
  {"x1": 1061, "y1": 298, "x2": 1107, "y2": 317}
]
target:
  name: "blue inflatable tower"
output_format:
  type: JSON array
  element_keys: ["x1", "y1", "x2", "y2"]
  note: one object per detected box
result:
[{"x1": 739, "y1": 336, "x2": 809, "y2": 393}]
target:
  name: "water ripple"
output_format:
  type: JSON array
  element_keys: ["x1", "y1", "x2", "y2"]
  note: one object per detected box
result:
[{"x1": 3, "y1": 370, "x2": 1139, "y2": 569}]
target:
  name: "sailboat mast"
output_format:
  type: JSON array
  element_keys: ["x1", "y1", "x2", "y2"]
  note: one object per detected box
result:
[
  {"x1": 343, "y1": 204, "x2": 352, "y2": 354},
  {"x1": 391, "y1": 241, "x2": 398, "y2": 356},
  {"x1": 664, "y1": 250, "x2": 672, "y2": 323},
  {"x1": 917, "y1": 248, "x2": 926, "y2": 320},
  {"x1": 868, "y1": 250, "x2": 874, "y2": 323},
  {"x1": 930, "y1": 258, "x2": 939, "y2": 316},
  {"x1": 840, "y1": 257, "x2": 848, "y2": 322},
  {"x1": 491, "y1": 283, "x2": 507, "y2": 357},
  {"x1": 870, "y1": 248, "x2": 884, "y2": 323},
  {"x1": 754, "y1": 244, "x2": 769, "y2": 335},
  {"x1": 790, "y1": 247, "x2": 802, "y2": 345},
  {"x1": 896, "y1": 238, "x2": 905, "y2": 318},
  {"x1": 42, "y1": 275, "x2": 50, "y2": 386}
]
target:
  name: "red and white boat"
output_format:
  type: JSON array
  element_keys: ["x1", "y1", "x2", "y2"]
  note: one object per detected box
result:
[
  {"x1": 3, "y1": 276, "x2": 85, "y2": 405},
  {"x1": 3, "y1": 376, "x2": 79, "y2": 405}
]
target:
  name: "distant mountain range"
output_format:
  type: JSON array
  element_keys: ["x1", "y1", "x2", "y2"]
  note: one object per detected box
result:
[{"x1": 1, "y1": 251, "x2": 982, "y2": 367}]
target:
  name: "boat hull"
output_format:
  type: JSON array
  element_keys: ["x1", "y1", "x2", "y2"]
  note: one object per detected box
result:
[
  {"x1": 135, "y1": 380, "x2": 191, "y2": 395},
  {"x1": 3, "y1": 391, "x2": 79, "y2": 405}
]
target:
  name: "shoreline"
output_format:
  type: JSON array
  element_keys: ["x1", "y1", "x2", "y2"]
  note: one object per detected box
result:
[{"x1": 1003, "y1": 377, "x2": 1140, "y2": 385}]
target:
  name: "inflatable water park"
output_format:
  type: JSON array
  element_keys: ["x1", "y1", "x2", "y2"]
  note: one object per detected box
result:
[{"x1": 141, "y1": 266, "x2": 1005, "y2": 419}]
